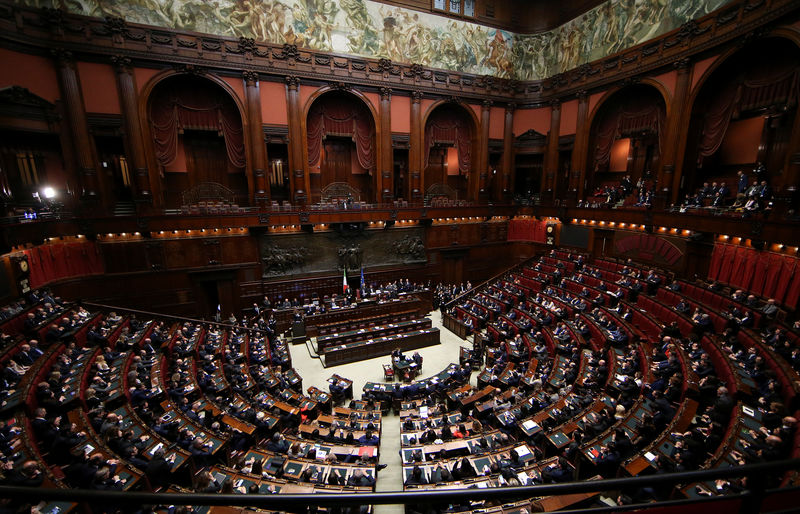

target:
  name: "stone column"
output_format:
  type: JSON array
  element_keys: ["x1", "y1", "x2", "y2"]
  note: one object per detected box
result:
[
  {"x1": 244, "y1": 71, "x2": 269, "y2": 205},
  {"x1": 545, "y1": 100, "x2": 562, "y2": 199},
  {"x1": 111, "y1": 56, "x2": 150, "y2": 203},
  {"x1": 379, "y1": 87, "x2": 393, "y2": 203},
  {"x1": 285, "y1": 76, "x2": 306, "y2": 205},
  {"x1": 410, "y1": 90, "x2": 423, "y2": 202},
  {"x1": 478, "y1": 100, "x2": 491, "y2": 202},
  {"x1": 571, "y1": 91, "x2": 590, "y2": 200},
  {"x1": 54, "y1": 49, "x2": 104, "y2": 205},
  {"x1": 500, "y1": 103, "x2": 515, "y2": 202},
  {"x1": 661, "y1": 58, "x2": 692, "y2": 206}
]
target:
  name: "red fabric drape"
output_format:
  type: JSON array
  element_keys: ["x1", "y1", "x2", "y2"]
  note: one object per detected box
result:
[
  {"x1": 150, "y1": 82, "x2": 245, "y2": 168},
  {"x1": 729, "y1": 246, "x2": 750, "y2": 290},
  {"x1": 425, "y1": 118, "x2": 472, "y2": 173},
  {"x1": 708, "y1": 244, "x2": 723, "y2": 281},
  {"x1": 764, "y1": 253, "x2": 785, "y2": 300},
  {"x1": 24, "y1": 242, "x2": 104, "y2": 289},
  {"x1": 739, "y1": 249, "x2": 758, "y2": 292},
  {"x1": 697, "y1": 64, "x2": 799, "y2": 165},
  {"x1": 785, "y1": 268, "x2": 800, "y2": 310},
  {"x1": 507, "y1": 219, "x2": 547, "y2": 243},
  {"x1": 774, "y1": 255, "x2": 796, "y2": 302},
  {"x1": 306, "y1": 101, "x2": 375, "y2": 172},
  {"x1": 750, "y1": 251, "x2": 771, "y2": 297},
  {"x1": 718, "y1": 244, "x2": 737, "y2": 283},
  {"x1": 593, "y1": 101, "x2": 664, "y2": 167}
]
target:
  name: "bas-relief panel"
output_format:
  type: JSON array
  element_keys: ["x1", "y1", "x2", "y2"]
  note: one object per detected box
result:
[
  {"x1": 28, "y1": 0, "x2": 732, "y2": 80},
  {"x1": 259, "y1": 227, "x2": 426, "y2": 277}
]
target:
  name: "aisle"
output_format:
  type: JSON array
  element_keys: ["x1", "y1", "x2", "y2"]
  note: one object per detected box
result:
[{"x1": 289, "y1": 310, "x2": 475, "y2": 512}]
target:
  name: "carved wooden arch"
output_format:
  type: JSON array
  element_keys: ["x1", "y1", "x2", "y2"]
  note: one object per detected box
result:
[
  {"x1": 686, "y1": 33, "x2": 800, "y2": 109},
  {"x1": 583, "y1": 81, "x2": 670, "y2": 192},
  {"x1": 585, "y1": 79, "x2": 672, "y2": 133},
  {"x1": 137, "y1": 68, "x2": 251, "y2": 208},
  {"x1": 300, "y1": 86, "x2": 380, "y2": 203},
  {"x1": 420, "y1": 99, "x2": 481, "y2": 202}
]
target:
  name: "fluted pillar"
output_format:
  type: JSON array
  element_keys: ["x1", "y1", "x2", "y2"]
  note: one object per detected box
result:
[
  {"x1": 285, "y1": 76, "x2": 306, "y2": 205},
  {"x1": 477, "y1": 100, "x2": 491, "y2": 202},
  {"x1": 500, "y1": 103, "x2": 515, "y2": 202},
  {"x1": 410, "y1": 90, "x2": 423, "y2": 202},
  {"x1": 661, "y1": 58, "x2": 692, "y2": 206},
  {"x1": 111, "y1": 55, "x2": 150, "y2": 203},
  {"x1": 54, "y1": 49, "x2": 104, "y2": 206},
  {"x1": 244, "y1": 71, "x2": 269, "y2": 205},
  {"x1": 572, "y1": 91, "x2": 590, "y2": 199},
  {"x1": 545, "y1": 100, "x2": 561, "y2": 199},
  {"x1": 379, "y1": 87, "x2": 393, "y2": 203}
]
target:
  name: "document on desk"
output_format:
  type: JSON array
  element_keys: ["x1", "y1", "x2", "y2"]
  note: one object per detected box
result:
[
  {"x1": 522, "y1": 420, "x2": 539, "y2": 432},
  {"x1": 420, "y1": 406, "x2": 429, "y2": 418}
]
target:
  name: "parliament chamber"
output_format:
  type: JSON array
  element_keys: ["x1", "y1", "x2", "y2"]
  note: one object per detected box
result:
[{"x1": 1, "y1": 0, "x2": 800, "y2": 512}]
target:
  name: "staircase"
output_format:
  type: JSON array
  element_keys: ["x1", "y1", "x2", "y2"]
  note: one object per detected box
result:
[{"x1": 112, "y1": 201, "x2": 136, "y2": 217}]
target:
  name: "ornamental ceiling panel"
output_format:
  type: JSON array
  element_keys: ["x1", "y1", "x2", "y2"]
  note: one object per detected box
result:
[{"x1": 16, "y1": 0, "x2": 733, "y2": 80}]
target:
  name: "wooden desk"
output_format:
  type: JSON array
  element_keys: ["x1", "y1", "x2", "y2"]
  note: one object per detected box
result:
[{"x1": 323, "y1": 328, "x2": 440, "y2": 366}]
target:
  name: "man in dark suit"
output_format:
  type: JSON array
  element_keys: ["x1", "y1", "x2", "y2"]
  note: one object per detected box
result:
[{"x1": 145, "y1": 447, "x2": 174, "y2": 488}]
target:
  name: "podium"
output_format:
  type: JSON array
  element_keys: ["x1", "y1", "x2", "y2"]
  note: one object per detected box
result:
[{"x1": 291, "y1": 320, "x2": 306, "y2": 344}]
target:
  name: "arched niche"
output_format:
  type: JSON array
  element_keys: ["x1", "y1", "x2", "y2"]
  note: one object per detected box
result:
[
  {"x1": 585, "y1": 84, "x2": 667, "y2": 202},
  {"x1": 682, "y1": 37, "x2": 800, "y2": 199},
  {"x1": 142, "y1": 73, "x2": 248, "y2": 209},
  {"x1": 303, "y1": 90, "x2": 378, "y2": 204},
  {"x1": 422, "y1": 101, "x2": 479, "y2": 202}
]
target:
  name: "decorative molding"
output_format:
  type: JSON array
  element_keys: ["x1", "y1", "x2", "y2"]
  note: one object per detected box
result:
[
  {"x1": 380, "y1": 87, "x2": 392, "y2": 100},
  {"x1": 285, "y1": 75, "x2": 300, "y2": 90},
  {"x1": 242, "y1": 70, "x2": 259, "y2": 85},
  {"x1": 110, "y1": 55, "x2": 133, "y2": 74},
  {"x1": 173, "y1": 63, "x2": 206, "y2": 75}
]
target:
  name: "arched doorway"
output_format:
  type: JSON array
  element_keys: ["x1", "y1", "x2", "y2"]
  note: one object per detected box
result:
[
  {"x1": 683, "y1": 38, "x2": 800, "y2": 201},
  {"x1": 147, "y1": 75, "x2": 247, "y2": 209},
  {"x1": 586, "y1": 85, "x2": 666, "y2": 203},
  {"x1": 305, "y1": 91, "x2": 376, "y2": 204},
  {"x1": 423, "y1": 103, "x2": 477, "y2": 202}
]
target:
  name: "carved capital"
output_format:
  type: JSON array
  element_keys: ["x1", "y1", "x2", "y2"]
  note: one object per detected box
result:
[
  {"x1": 576, "y1": 90, "x2": 589, "y2": 100},
  {"x1": 673, "y1": 57, "x2": 692, "y2": 70},
  {"x1": 285, "y1": 76, "x2": 299, "y2": 90},
  {"x1": 51, "y1": 48, "x2": 74, "y2": 68},
  {"x1": 550, "y1": 99, "x2": 561, "y2": 110},
  {"x1": 243, "y1": 70, "x2": 259, "y2": 85},
  {"x1": 482, "y1": 99, "x2": 493, "y2": 109},
  {"x1": 411, "y1": 90, "x2": 423, "y2": 103},
  {"x1": 505, "y1": 102, "x2": 516, "y2": 113},
  {"x1": 110, "y1": 55, "x2": 133, "y2": 74},
  {"x1": 380, "y1": 87, "x2": 392, "y2": 100}
]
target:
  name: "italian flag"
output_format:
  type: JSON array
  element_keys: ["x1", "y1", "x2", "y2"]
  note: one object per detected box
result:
[{"x1": 343, "y1": 268, "x2": 348, "y2": 294}]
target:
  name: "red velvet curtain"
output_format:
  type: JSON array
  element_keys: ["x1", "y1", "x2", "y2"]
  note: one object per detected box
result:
[
  {"x1": 785, "y1": 269, "x2": 800, "y2": 310},
  {"x1": 697, "y1": 64, "x2": 799, "y2": 165},
  {"x1": 593, "y1": 102, "x2": 663, "y2": 167},
  {"x1": 729, "y1": 246, "x2": 750, "y2": 290},
  {"x1": 306, "y1": 101, "x2": 375, "y2": 171},
  {"x1": 150, "y1": 83, "x2": 245, "y2": 168},
  {"x1": 708, "y1": 244, "x2": 723, "y2": 281},
  {"x1": 707, "y1": 243, "x2": 800, "y2": 305},
  {"x1": 425, "y1": 118, "x2": 472, "y2": 173},
  {"x1": 24, "y1": 242, "x2": 103, "y2": 288},
  {"x1": 507, "y1": 219, "x2": 547, "y2": 242},
  {"x1": 750, "y1": 252, "x2": 771, "y2": 297}
]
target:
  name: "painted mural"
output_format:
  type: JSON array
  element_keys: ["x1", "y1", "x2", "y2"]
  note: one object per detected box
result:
[{"x1": 22, "y1": 0, "x2": 732, "y2": 80}]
